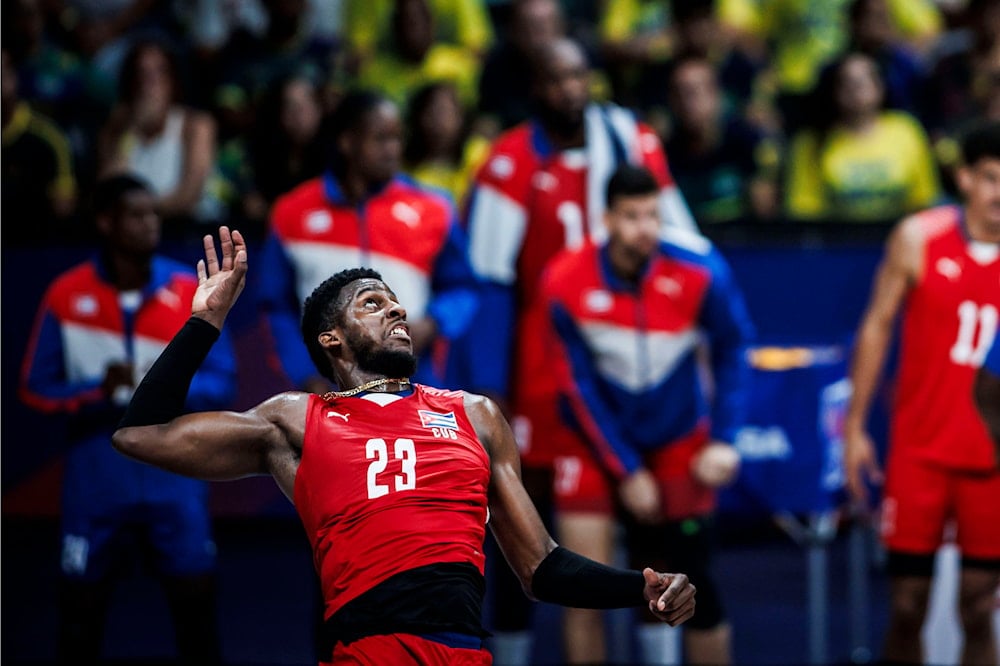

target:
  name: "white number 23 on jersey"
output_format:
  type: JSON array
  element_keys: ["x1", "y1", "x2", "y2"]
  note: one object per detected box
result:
[{"x1": 365, "y1": 438, "x2": 417, "y2": 499}]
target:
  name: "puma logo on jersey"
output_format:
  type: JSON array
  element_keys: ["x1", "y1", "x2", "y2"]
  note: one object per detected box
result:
[
  {"x1": 935, "y1": 257, "x2": 961, "y2": 281},
  {"x1": 584, "y1": 289, "x2": 613, "y2": 313},
  {"x1": 72, "y1": 294, "x2": 98, "y2": 317},
  {"x1": 306, "y1": 210, "x2": 333, "y2": 233},
  {"x1": 654, "y1": 275, "x2": 683, "y2": 297},
  {"x1": 327, "y1": 411, "x2": 350, "y2": 422},
  {"x1": 391, "y1": 201, "x2": 420, "y2": 228}
]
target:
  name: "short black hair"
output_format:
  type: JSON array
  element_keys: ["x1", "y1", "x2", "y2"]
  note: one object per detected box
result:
[
  {"x1": 92, "y1": 174, "x2": 151, "y2": 216},
  {"x1": 605, "y1": 164, "x2": 659, "y2": 208},
  {"x1": 301, "y1": 267, "x2": 383, "y2": 381},
  {"x1": 961, "y1": 121, "x2": 1000, "y2": 167},
  {"x1": 330, "y1": 89, "x2": 391, "y2": 143}
]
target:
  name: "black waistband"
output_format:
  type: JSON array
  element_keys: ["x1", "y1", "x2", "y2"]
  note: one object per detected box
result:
[{"x1": 319, "y1": 562, "x2": 489, "y2": 656}]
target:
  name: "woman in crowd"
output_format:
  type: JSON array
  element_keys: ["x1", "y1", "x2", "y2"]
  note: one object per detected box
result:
[{"x1": 784, "y1": 51, "x2": 940, "y2": 224}]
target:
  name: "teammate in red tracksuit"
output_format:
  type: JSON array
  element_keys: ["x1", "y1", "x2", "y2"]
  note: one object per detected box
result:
[
  {"x1": 845, "y1": 122, "x2": 1000, "y2": 665},
  {"x1": 457, "y1": 40, "x2": 697, "y2": 657},
  {"x1": 110, "y1": 230, "x2": 700, "y2": 665},
  {"x1": 461, "y1": 39, "x2": 695, "y2": 473}
]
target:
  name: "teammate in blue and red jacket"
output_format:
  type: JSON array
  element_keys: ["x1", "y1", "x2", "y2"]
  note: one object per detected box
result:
[
  {"x1": 539, "y1": 164, "x2": 754, "y2": 665},
  {"x1": 20, "y1": 174, "x2": 237, "y2": 663},
  {"x1": 258, "y1": 90, "x2": 479, "y2": 394}
]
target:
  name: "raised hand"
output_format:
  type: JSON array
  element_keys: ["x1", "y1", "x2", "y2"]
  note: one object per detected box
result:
[
  {"x1": 192, "y1": 226, "x2": 248, "y2": 330},
  {"x1": 643, "y1": 568, "x2": 696, "y2": 626}
]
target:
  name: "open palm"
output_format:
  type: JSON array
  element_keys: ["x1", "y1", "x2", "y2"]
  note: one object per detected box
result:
[{"x1": 193, "y1": 226, "x2": 248, "y2": 328}]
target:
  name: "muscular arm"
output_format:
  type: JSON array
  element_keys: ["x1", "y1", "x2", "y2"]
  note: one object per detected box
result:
[
  {"x1": 464, "y1": 393, "x2": 696, "y2": 623},
  {"x1": 113, "y1": 227, "x2": 304, "y2": 498},
  {"x1": 464, "y1": 392, "x2": 555, "y2": 591},
  {"x1": 112, "y1": 393, "x2": 305, "y2": 486},
  {"x1": 844, "y1": 218, "x2": 923, "y2": 501}
]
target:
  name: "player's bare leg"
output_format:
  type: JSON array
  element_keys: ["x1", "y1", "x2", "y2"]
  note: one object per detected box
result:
[
  {"x1": 959, "y1": 568, "x2": 999, "y2": 665},
  {"x1": 557, "y1": 512, "x2": 615, "y2": 663},
  {"x1": 685, "y1": 623, "x2": 732, "y2": 665},
  {"x1": 884, "y1": 576, "x2": 932, "y2": 663}
]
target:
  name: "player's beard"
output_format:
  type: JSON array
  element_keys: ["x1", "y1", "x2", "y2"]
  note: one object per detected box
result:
[
  {"x1": 535, "y1": 103, "x2": 585, "y2": 140},
  {"x1": 347, "y1": 328, "x2": 418, "y2": 379}
]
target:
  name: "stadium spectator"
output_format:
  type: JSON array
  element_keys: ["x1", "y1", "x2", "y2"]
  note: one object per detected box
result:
[
  {"x1": 98, "y1": 40, "x2": 222, "y2": 230},
  {"x1": 846, "y1": 0, "x2": 927, "y2": 115},
  {"x1": 49, "y1": 0, "x2": 181, "y2": 80},
  {"x1": 19, "y1": 174, "x2": 237, "y2": 664},
  {"x1": 744, "y1": 0, "x2": 940, "y2": 131},
  {"x1": 784, "y1": 52, "x2": 940, "y2": 224},
  {"x1": 404, "y1": 82, "x2": 491, "y2": 208},
  {"x1": 665, "y1": 54, "x2": 781, "y2": 225},
  {"x1": 212, "y1": 0, "x2": 341, "y2": 141},
  {"x1": 2, "y1": 47, "x2": 78, "y2": 244},
  {"x1": 478, "y1": 0, "x2": 567, "y2": 132},
  {"x1": 251, "y1": 75, "x2": 330, "y2": 206},
  {"x1": 344, "y1": 0, "x2": 494, "y2": 71},
  {"x1": 633, "y1": 0, "x2": 770, "y2": 134},
  {"x1": 4, "y1": 0, "x2": 114, "y2": 165},
  {"x1": 355, "y1": 0, "x2": 482, "y2": 109}
]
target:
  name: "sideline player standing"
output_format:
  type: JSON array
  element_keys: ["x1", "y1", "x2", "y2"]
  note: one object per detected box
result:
[
  {"x1": 111, "y1": 227, "x2": 698, "y2": 664},
  {"x1": 539, "y1": 165, "x2": 752, "y2": 664},
  {"x1": 844, "y1": 122, "x2": 1000, "y2": 665},
  {"x1": 20, "y1": 175, "x2": 237, "y2": 663},
  {"x1": 259, "y1": 90, "x2": 478, "y2": 394},
  {"x1": 460, "y1": 38, "x2": 695, "y2": 659}
]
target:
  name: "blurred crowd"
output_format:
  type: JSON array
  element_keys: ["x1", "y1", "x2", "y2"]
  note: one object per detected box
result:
[{"x1": 4, "y1": 0, "x2": 999, "y2": 247}]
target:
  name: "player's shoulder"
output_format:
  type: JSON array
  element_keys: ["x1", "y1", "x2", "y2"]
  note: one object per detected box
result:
[
  {"x1": 880, "y1": 110, "x2": 927, "y2": 136},
  {"x1": 659, "y1": 225, "x2": 716, "y2": 258},
  {"x1": 255, "y1": 390, "x2": 314, "y2": 425},
  {"x1": 475, "y1": 124, "x2": 536, "y2": 184},
  {"x1": 271, "y1": 177, "x2": 327, "y2": 221},
  {"x1": 542, "y1": 243, "x2": 598, "y2": 291},
  {"x1": 388, "y1": 175, "x2": 457, "y2": 220},
  {"x1": 897, "y1": 205, "x2": 959, "y2": 243},
  {"x1": 418, "y1": 383, "x2": 467, "y2": 400},
  {"x1": 45, "y1": 260, "x2": 101, "y2": 303}
]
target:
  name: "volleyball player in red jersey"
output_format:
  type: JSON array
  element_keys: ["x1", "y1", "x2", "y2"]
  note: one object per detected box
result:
[
  {"x1": 110, "y1": 226, "x2": 697, "y2": 664},
  {"x1": 845, "y1": 122, "x2": 1000, "y2": 665}
]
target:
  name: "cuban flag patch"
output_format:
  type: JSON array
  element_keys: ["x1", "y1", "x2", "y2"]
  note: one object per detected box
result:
[{"x1": 418, "y1": 410, "x2": 459, "y2": 430}]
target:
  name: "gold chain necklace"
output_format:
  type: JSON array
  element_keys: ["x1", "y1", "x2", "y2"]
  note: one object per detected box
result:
[{"x1": 324, "y1": 377, "x2": 411, "y2": 399}]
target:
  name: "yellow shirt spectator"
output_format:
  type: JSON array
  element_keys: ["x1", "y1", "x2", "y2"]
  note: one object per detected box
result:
[
  {"x1": 749, "y1": 0, "x2": 941, "y2": 94},
  {"x1": 357, "y1": 45, "x2": 481, "y2": 110},
  {"x1": 408, "y1": 134, "x2": 491, "y2": 208},
  {"x1": 345, "y1": 0, "x2": 494, "y2": 59},
  {"x1": 784, "y1": 111, "x2": 941, "y2": 222}
]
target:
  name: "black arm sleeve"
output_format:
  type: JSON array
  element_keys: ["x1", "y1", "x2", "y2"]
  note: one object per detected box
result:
[
  {"x1": 530, "y1": 546, "x2": 646, "y2": 609},
  {"x1": 118, "y1": 317, "x2": 220, "y2": 428}
]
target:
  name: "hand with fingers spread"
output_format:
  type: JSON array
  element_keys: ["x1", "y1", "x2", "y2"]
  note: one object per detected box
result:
[
  {"x1": 192, "y1": 226, "x2": 249, "y2": 330},
  {"x1": 642, "y1": 568, "x2": 696, "y2": 626}
]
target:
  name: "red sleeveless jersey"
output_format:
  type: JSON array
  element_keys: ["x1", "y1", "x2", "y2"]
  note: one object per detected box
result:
[
  {"x1": 293, "y1": 385, "x2": 491, "y2": 620},
  {"x1": 892, "y1": 206, "x2": 1000, "y2": 471}
]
